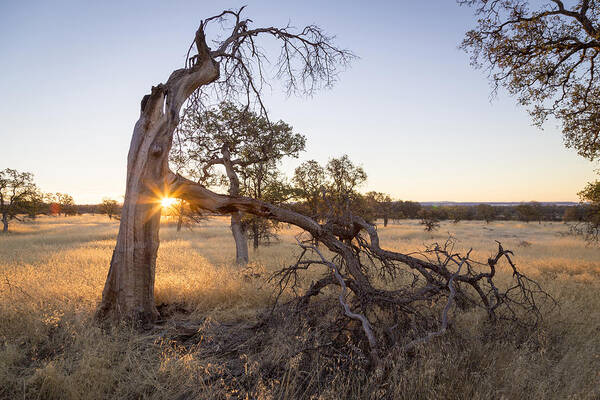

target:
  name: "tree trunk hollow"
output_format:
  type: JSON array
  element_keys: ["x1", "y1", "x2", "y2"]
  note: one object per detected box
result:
[{"x1": 97, "y1": 52, "x2": 219, "y2": 323}]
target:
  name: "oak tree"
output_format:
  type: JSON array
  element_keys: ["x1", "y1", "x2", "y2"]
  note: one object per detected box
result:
[
  {"x1": 573, "y1": 180, "x2": 600, "y2": 240},
  {"x1": 292, "y1": 156, "x2": 367, "y2": 223},
  {"x1": 364, "y1": 191, "x2": 393, "y2": 226},
  {"x1": 324, "y1": 155, "x2": 367, "y2": 219},
  {"x1": 292, "y1": 160, "x2": 327, "y2": 218},
  {"x1": 476, "y1": 203, "x2": 496, "y2": 224},
  {"x1": 418, "y1": 208, "x2": 441, "y2": 232},
  {"x1": 461, "y1": 0, "x2": 600, "y2": 160},
  {"x1": 326, "y1": 155, "x2": 367, "y2": 198},
  {"x1": 240, "y1": 162, "x2": 294, "y2": 249},
  {"x1": 175, "y1": 101, "x2": 305, "y2": 263},
  {"x1": 0, "y1": 168, "x2": 38, "y2": 232},
  {"x1": 21, "y1": 189, "x2": 49, "y2": 220},
  {"x1": 100, "y1": 198, "x2": 120, "y2": 220},
  {"x1": 516, "y1": 202, "x2": 542, "y2": 223},
  {"x1": 52, "y1": 193, "x2": 77, "y2": 216}
]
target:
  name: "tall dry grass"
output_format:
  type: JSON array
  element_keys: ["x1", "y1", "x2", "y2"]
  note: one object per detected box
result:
[{"x1": 0, "y1": 215, "x2": 598, "y2": 399}]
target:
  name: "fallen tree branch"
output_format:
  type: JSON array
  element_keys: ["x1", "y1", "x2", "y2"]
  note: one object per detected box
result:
[
  {"x1": 295, "y1": 239, "x2": 380, "y2": 367},
  {"x1": 391, "y1": 249, "x2": 470, "y2": 355},
  {"x1": 168, "y1": 172, "x2": 557, "y2": 370}
]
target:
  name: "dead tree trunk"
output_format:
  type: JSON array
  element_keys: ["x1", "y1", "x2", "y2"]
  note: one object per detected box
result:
[
  {"x1": 96, "y1": 28, "x2": 219, "y2": 323},
  {"x1": 96, "y1": 7, "x2": 354, "y2": 323},
  {"x1": 2, "y1": 213, "x2": 8, "y2": 232}
]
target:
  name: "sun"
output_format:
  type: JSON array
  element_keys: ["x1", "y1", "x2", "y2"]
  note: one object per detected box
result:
[{"x1": 161, "y1": 197, "x2": 177, "y2": 208}]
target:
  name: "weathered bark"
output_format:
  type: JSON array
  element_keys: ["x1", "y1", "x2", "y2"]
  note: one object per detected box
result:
[
  {"x1": 167, "y1": 173, "x2": 322, "y2": 238},
  {"x1": 231, "y1": 212, "x2": 249, "y2": 264},
  {"x1": 96, "y1": 10, "x2": 354, "y2": 323},
  {"x1": 2, "y1": 213, "x2": 8, "y2": 232},
  {"x1": 222, "y1": 146, "x2": 249, "y2": 265},
  {"x1": 167, "y1": 173, "x2": 370, "y2": 287},
  {"x1": 96, "y1": 29, "x2": 219, "y2": 323}
]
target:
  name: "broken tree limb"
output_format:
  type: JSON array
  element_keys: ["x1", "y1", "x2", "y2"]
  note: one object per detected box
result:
[{"x1": 166, "y1": 173, "x2": 556, "y2": 369}]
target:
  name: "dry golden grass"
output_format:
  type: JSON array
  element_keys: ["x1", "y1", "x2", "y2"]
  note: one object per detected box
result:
[{"x1": 0, "y1": 215, "x2": 599, "y2": 399}]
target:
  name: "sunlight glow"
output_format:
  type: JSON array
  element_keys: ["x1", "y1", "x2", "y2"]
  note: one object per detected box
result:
[{"x1": 161, "y1": 197, "x2": 177, "y2": 208}]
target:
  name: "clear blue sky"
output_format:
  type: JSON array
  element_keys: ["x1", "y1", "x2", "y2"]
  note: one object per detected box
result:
[{"x1": 1, "y1": 0, "x2": 596, "y2": 203}]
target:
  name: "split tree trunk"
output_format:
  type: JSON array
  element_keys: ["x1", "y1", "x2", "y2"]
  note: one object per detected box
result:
[
  {"x1": 96, "y1": 31, "x2": 219, "y2": 323},
  {"x1": 96, "y1": 18, "x2": 350, "y2": 324}
]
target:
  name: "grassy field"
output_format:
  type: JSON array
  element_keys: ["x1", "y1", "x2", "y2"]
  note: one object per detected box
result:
[{"x1": 0, "y1": 215, "x2": 599, "y2": 399}]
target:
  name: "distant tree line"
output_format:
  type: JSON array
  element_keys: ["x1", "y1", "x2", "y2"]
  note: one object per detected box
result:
[
  {"x1": 291, "y1": 196, "x2": 583, "y2": 226},
  {"x1": 83, "y1": 197, "x2": 590, "y2": 227},
  {"x1": 0, "y1": 168, "x2": 89, "y2": 232},
  {"x1": 406, "y1": 202, "x2": 579, "y2": 225},
  {"x1": 2, "y1": 166, "x2": 590, "y2": 237}
]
